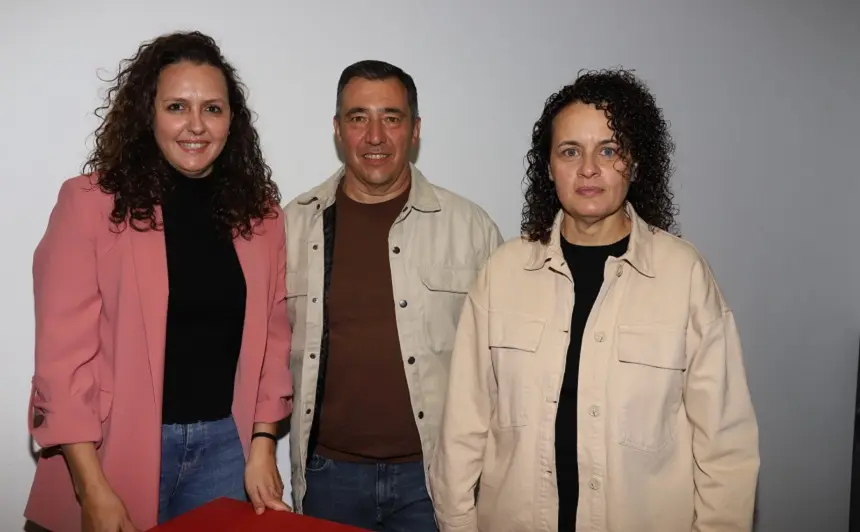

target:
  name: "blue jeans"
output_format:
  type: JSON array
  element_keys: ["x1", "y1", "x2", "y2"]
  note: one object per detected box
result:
[
  {"x1": 303, "y1": 454, "x2": 437, "y2": 532},
  {"x1": 158, "y1": 415, "x2": 247, "y2": 524}
]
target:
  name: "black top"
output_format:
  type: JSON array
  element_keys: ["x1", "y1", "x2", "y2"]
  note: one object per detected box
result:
[
  {"x1": 556, "y1": 233, "x2": 629, "y2": 530},
  {"x1": 161, "y1": 167, "x2": 247, "y2": 425}
]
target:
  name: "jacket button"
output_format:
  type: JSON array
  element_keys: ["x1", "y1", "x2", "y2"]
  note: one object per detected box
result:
[
  {"x1": 392, "y1": 246, "x2": 401, "y2": 254},
  {"x1": 309, "y1": 353, "x2": 316, "y2": 359},
  {"x1": 407, "y1": 356, "x2": 415, "y2": 364},
  {"x1": 594, "y1": 331, "x2": 605, "y2": 342},
  {"x1": 399, "y1": 300, "x2": 408, "y2": 308},
  {"x1": 417, "y1": 411, "x2": 424, "y2": 419},
  {"x1": 312, "y1": 244, "x2": 319, "y2": 250},
  {"x1": 305, "y1": 409, "x2": 312, "y2": 415}
]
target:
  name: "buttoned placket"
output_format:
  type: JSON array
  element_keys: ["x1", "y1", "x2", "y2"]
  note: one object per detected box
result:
[{"x1": 576, "y1": 257, "x2": 628, "y2": 530}]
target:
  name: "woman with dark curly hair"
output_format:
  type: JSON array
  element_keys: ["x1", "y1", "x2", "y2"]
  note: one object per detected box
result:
[
  {"x1": 429, "y1": 69, "x2": 760, "y2": 532},
  {"x1": 24, "y1": 31, "x2": 293, "y2": 532}
]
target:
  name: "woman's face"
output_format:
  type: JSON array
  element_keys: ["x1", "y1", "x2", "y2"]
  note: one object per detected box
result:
[
  {"x1": 153, "y1": 61, "x2": 231, "y2": 178},
  {"x1": 549, "y1": 102, "x2": 630, "y2": 224}
]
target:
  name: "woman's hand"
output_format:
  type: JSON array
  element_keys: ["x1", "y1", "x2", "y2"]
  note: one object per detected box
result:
[
  {"x1": 80, "y1": 486, "x2": 139, "y2": 532},
  {"x1": 245, "y1": 432, "x2": 292, "y2": 515}
]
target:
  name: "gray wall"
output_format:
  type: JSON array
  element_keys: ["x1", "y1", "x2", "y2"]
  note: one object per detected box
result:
[{"x1": 569, "y1": 2, "x2": 860, "y2": 530}]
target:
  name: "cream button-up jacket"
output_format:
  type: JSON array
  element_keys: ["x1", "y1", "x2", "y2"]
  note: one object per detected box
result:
[
  {"x1": 429, "y1": 204, "x2": 760, "y2": 532},
  {"x1": 284, "y1": 164, "x2": 503, "y2": 511}
]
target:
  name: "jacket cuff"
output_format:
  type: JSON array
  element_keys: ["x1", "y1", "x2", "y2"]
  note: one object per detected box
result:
[
  {"x1": 254, "y1": 397, "x2": 293, "y2": 424},
  {"x1": 29, "y1": 387, "x2": 102, "y2": 448}
]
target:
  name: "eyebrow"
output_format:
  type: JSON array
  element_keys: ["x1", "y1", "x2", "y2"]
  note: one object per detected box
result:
[
  {"x1": 557, "y1": 138, "x2": 616, "y2": 149},
  {"x1": 160, "y1": 97, "x2": 226, "y2": 105},
  {"x1": 344, "y1": 106, "x2": 406, "y2": 116}
]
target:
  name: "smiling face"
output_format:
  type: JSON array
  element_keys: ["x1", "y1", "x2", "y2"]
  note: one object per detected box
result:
[
  {"x1": 334, "y1": 77, "x2": 420, "y2": 200},
  {"x1": 152, "y1": 60, "x2": 231, "y2": 178},
  {"x1": 550, "y1": 101, "x2": 631, "y2": 227}
]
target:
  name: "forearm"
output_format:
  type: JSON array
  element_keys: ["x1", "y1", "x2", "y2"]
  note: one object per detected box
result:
[{"x1": 62, "y1": 442, "x2": 111, "y2": 499}]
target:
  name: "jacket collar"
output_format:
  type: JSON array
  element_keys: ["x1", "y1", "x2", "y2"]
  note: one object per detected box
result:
[
  {"x1": 295, "y1": 162, "x2": 441, "y2": 214},
  {"x1": 524, "y1": 203, "x2": 656, "y2": 277}
]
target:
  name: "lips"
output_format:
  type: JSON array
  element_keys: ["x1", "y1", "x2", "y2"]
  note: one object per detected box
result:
[
  {"x1": 177, "y1": 140, "x2": 209, "y2": 153},
  {"x1": 575, "y1": 186, "x2": 603, "y2": 197}
]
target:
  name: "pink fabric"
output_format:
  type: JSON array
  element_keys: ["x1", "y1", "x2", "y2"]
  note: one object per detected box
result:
[{"x1": 24, "y1": 174, "x2": 294, "y2": 532}]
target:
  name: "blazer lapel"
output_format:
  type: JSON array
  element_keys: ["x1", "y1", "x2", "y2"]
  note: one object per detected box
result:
[{"x1": 130, "y1": 207, "x2": 169, "y2": 414}]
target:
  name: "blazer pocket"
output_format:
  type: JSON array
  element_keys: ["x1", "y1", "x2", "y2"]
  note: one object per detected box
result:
[
  {"x1": 488, "y1": 310, "x2": 545, "y2": 428},
  {"x1": 615, "y1": 324, "x2": 686, "y2": 452}
]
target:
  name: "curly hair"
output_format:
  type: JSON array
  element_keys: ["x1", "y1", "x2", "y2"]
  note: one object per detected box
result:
[
  {"x1": 521, "y1": 68, "x2": 678, "y2": 243},
  {"x1": 82, "y1": 30, "x2": 280, "y2": 239}
]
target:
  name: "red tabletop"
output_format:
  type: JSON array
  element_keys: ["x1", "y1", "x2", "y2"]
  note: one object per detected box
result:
[{"x1": 147, "y1": 497, "x2": 370, "y2": 531}]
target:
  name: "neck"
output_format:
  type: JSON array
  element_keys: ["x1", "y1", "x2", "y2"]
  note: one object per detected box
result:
[
  {"x1": 561, "y1": 207, "x2": 631, "y2": 246},
  {"x1": 342, "y1": 166, "x2": 411, "y2": 204}
]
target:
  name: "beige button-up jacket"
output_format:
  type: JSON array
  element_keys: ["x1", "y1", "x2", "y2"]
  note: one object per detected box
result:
[
  {"x1": 429, "y1": 204, "x2": 759, "y2": 532},
  {"x1": 284, "y1": 164, "x2": 503, "y2": 511}
]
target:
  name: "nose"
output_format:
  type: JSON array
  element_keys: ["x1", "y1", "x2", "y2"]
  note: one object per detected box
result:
[
  {"x1": 188, "y1": 109, "x2": 205, "y2": 135},
  {"x1": 365, "y1": 116, "x2": 384, "y2": 146},
  {"x1": 578, "y1": 151, "x2": 600, "y2": 179}
]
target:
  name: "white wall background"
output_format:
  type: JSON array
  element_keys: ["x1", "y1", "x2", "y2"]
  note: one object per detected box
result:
[{"x1": 1, "y1": 1, "x2": 858, "y2": 530}]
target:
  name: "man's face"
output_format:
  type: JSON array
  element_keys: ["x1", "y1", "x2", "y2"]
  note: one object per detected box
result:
[{"x1": 334, "y1": 77, "x2": 420, "y2": 191}]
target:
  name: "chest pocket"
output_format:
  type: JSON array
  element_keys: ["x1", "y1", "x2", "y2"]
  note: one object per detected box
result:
[
  {"x1": 286, "y1": 269, "x2": 308, "y2": 356},
  {"x1": 489, "y1": 310, "x2": 545, "y2": 428},
  {"x1": 420, "y1": 266, "x2": 477, "y2": 354},
  {"x1": 614, "y1": 324, "x2": 687, "y2": 452}
]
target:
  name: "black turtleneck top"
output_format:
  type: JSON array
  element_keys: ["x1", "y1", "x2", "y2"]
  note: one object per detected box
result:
[
  {"x1": 555, "y1": 233, "x2": 630, "y2": 531},
  {"x1": 160, "y1": 167, "x2": 247, "y2": 425}
]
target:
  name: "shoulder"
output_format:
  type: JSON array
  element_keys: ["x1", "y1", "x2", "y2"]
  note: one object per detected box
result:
[
  {"x1": 431, "y1": 183, "x2": 496, "y2": 225},
  {"x1": 649, "y1": 229, "x2": 731, "y2": 317},
  {"x1": 56, "y1": 174, "x2": 110, "y2": 208},
  {"x1": 257, "y1": 202, "x2": 286, "y2": 242},
  {"x1": 49, "y1": 174, "x2": 113, "y2": 229}
]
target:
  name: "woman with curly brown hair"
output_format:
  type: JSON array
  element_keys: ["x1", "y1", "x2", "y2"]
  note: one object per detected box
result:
[
  {"x1": 429, "y1": 69, "x2": 760, "y2": 532},
  {"x1": 24, "y1": 31, "x2": 293, "y2": 532}
]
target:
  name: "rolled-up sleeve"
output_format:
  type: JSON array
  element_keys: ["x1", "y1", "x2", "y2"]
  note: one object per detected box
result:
[
  {"x1": 254, "y1": 209, "x2": 294, "y2": 422},
  {"x1": 30, "y1": 178, "x2": 103, "y2": 448}
]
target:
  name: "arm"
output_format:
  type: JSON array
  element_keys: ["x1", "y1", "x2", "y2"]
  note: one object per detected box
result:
[
  {"x1": 31, "y1": 178, "x2": 104, "y2": 450},
  {"x1": 254, "y1": 208, "x2": 294, "y2": 424},
  {"x1": 429, "y1": 266, "x2": 494, "y2": 532},
  {"x1": 685, "y1": 261, "x2": 760, "y2": 531}
]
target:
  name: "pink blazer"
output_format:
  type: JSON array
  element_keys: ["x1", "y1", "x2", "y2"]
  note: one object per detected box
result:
[{"x1": 24, "y1": 174, "x2": 294, "y2": 532}]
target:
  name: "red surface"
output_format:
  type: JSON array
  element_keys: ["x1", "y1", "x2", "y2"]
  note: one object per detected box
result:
[{"x1": 148, "y1": 498, "x2": 370, "y2": 531}]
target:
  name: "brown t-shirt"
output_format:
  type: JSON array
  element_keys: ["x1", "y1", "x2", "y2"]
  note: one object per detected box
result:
[{"x1": 315, "y1": 181, "x2": 423, "y2": 463}]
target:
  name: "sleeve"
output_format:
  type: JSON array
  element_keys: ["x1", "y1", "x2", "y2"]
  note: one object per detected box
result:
[
  {"x1": 254, "y1": 207, "x2": 295, "y2": 422},
  {"x1": 29, "y1": 178, "x2": 104, "y2": 448},
  {"x1": 429, "y1": 264, "x2": 494, "y2": 532},
  {"x1": 685, "y1": 259, "x2": 760, "y2": 531}
]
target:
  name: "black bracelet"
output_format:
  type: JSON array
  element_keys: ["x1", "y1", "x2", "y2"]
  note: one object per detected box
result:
[{"x1": 252, "y1": 432, "x2": 278, "y2": 442}]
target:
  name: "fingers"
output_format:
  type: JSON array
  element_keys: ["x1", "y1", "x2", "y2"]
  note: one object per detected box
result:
[
  {"x1": 249, "y1": 485, "x2": 266, "y2": 515},
  {"x1": 265, "y1": 497, "x2": 291, "y2": 512}
]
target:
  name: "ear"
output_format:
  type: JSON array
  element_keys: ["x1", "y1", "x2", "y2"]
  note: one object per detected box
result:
[
  {"x1": 628, "y1": 162, "x2": 638, "y2": 183},
  {"x1": 411, "y1": 116, "x2": 422, "y2": 144},
  {"x1": 333, "y1": 115, "x2": 341, "y2": 142}
]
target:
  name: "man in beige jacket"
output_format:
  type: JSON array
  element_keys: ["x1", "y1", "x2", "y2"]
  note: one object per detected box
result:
[
  {"x1": 429, "y1": 68, "x2": 759, "y2": 531},
  {"x1": 283, "y1": 59, "x2": 503, "y2": 531}
]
